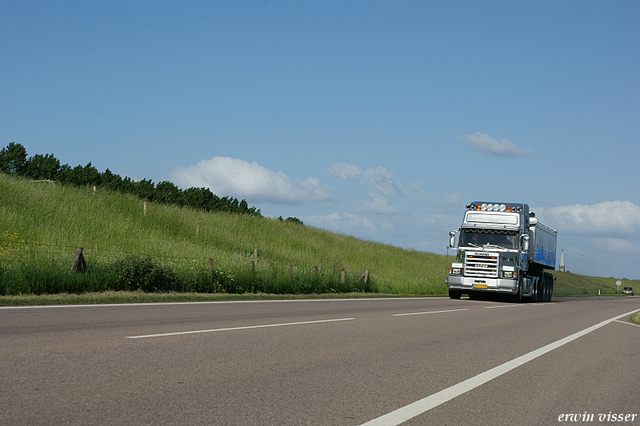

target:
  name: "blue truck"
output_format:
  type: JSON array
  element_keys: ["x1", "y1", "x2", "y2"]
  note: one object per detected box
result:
[{"x1": 446, "y1": 202, "x2": 557, "y2": 302}]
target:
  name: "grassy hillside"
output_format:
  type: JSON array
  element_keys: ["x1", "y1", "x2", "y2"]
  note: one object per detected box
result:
[
  {"x1": 552, "y1": 271, "x2": 637, "y2": 296},
  {"x1": 1, "y1": 173, "x2": 637, "y2": 300},
  {"x1": 0, "y1": 173, "x2": 448, "y2": 295}
]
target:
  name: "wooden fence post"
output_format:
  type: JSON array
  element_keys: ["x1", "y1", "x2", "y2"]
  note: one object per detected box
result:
[
  {"x1": 70, "y1": 247, "x2": 87, "y2": 273},
  {"x1": 289, "y1": 264, "x2": 293, "y2": 280},
  {"x1": 144, "y1": 202, "x2": 147, "y2": 216},
  {"x1": 364, "y1": 268, "x2": 370, "y2": 283},
  {"x1": 197, "y1": 224, "x2": 200, "y2": 236},
  {"x1": 341, "y1": 267, "x2": 346, "y2": 283}
]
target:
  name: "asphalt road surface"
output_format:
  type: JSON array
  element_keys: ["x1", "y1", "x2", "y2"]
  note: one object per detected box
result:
[{"x1": 2, "y1": 296, "x2": 639, "y2": 425}]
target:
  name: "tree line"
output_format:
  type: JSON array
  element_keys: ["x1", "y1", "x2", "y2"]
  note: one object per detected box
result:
[{"x1": 0, "y1": 142, "x2": 261, "y2": 216}]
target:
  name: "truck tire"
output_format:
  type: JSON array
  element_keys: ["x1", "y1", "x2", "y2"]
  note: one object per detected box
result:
[
  {"x1": 512, "y1": 283, "x2": 523, "y2": 303},
  {"x1": 539, "y1": 274, "x2": 550, "y2": 302},
  {"x1": 530, "y1": 280, "x2": 538, "y2": 303},
  {"x1": 545, "y1": 274, "x2": 553, "y2": 302},
  {"x1": 449, "y1": 290, "x2": 462, "y2": 299},
  {"x1": 537, "y1": 277, "x2": 545, "y2": 303},
  {"x1": 546, "y1": 278, "x2": 551, "y2": 302}
]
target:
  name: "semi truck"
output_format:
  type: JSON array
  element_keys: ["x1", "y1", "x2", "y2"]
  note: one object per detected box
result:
[{"x1": 446, "y1": 202, "x2": 557, "y2": 302}]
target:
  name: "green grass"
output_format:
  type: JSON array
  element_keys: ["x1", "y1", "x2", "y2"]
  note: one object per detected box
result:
[
  {"x1": 0, "y1": 173, "x2": 448, "y2": 297},
  {"x1": 1, "y1": 172, "x2": 637, "y2": 304},
  {"x1": 631, "y1": 312, "x2": 640, "y2": 324},
  {"x1": 0, "y1": 291, "x2": 423, "y2": 306},
  {"x1": 551, "y1": 271, "x2": 638, "y2": 297}
]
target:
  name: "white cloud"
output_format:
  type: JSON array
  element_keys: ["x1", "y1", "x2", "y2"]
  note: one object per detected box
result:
[
  {"x1": 329, "y1": 162, "x2": 409, "y2": 197},
  {"x1": 589, "y1": 237, "x2": 640, "y2": 255},
  {"x1": 407, "y1": 182, "x2": 428, "y2": 198},
  {"x1": 304, "y1": 212, "x2": 377, "y2": 233},
  {"x1": 170, "y1": 157, "x2": 336, "y2": 205},
  {"x1": 362, "y1": 166, "x2": 409, "y2": 196},
  {"x1": 362, "y1": 193, "x2": 400, "y2": 215},
  {"x1": 418, "y1": 212, "x2": 462, "y2": 229},
  {"x1": 535, "y1": 201, "x2": 640, "y2": 235},
  {"x1": 437, "y1": 193, "x2": 463, "y2": 207},
  {"x1": 329, "y1": 162, "x2": 362, "y2": 180},
  {"x1": 459, "y1": 133, "x2": 534, "y2": 156}
]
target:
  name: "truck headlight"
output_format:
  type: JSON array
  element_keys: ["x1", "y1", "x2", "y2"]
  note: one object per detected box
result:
[
  {"x1": 449, "y1": 263, "x2": 463, "y2": 275},
  {"x1": 502, "y1": 271, "x2": 513, "y2": 278}
]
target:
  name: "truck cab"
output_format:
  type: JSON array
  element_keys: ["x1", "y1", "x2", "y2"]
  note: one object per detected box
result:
[{"x1": 447, "y1": 202, "x2": 556, "y2": 302}]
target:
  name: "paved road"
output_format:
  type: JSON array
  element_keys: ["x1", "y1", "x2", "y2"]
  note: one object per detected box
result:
[{"x1": 1, "y1": 296, "x2": 639, "y2": 425}]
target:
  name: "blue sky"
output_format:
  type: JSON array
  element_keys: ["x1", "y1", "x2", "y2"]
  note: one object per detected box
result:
[{"x1": 2, "y1": 1, "x2": 639, "y2": 279}]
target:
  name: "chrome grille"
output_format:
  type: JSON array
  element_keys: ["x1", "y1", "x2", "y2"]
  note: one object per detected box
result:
[{"x1": 465, "y1": 253, "x2": 498, "y2": 278}]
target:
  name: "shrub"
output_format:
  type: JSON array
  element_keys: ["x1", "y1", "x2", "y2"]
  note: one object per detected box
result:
[
  {"x1": 110, "y1": 256, "x2": 178, "y2": 292},
  {"x1": 189, "y1": 267, "x2": 234, "y2": 293}
]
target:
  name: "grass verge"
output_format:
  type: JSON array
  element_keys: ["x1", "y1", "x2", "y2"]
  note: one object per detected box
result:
[{"x1": 0, "y1": 291, "x2": 434, "y2": 306}]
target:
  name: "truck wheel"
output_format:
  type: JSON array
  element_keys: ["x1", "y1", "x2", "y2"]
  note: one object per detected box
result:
[
  {"x1": 541, "y1": 276, "x2": 550, "y2": 302},
  {"x1": 449, "y1": 290, "x2": 462, "y2": 299},
  {"x1": 530, "y1": 282, "x2": 538, "y2": 303},
  {"x1": 512, "y1": 284, "x2": 523, "y2": 303}
]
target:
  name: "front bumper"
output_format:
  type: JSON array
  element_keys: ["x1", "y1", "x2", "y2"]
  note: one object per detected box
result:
[{"x1": 447, "y1": 275, "x2": 518, "y2": 294}]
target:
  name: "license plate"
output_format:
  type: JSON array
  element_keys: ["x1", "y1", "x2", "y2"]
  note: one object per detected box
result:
[{"x1": 473, "y1": 284, "x2": 488, "y2": 289}]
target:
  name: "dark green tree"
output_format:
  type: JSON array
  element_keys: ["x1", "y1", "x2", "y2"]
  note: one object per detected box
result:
[
  {"x1": 99, "y1": 168, "x2": 124, "y2": 191},
  {"x1": 0, "y1": 143, "x2": 263, "y2": 217},
  {"x1": 183, "y1": 187, "x2": 215, "y2": 211},
  {"x1": 284, "y1": 217, "x2": 304, "y2": 225},
  {"x1": 59, "y1": 162, "x2": 100, "y2": 187},
  {"x1": 155, "y1": 181, "x2": 183, "y2": 205},
  {"x1": 24, "y1": 153, "x2": 61, "y2": 180},
  {"x1": 0, "y1": 142, "x2": 28, "y2": 175},
  {"x1": 133, "y1": 178, "x2": 155, "y2": 201}
]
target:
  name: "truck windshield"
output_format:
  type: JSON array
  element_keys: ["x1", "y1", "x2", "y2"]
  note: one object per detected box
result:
[{"x1": 459, "y1": 229, "x2": 519, "y2": 249}]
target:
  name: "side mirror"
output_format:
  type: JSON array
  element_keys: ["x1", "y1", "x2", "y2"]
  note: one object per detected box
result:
[
  {"x1": 522, "y1": 234, "x2": 530, "y2": 252},
  {"x1": 449, "y1": 231, "x2": 457, "y2": 249}
]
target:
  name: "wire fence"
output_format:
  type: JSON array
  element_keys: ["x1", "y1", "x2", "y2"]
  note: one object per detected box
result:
[{"x1": 0, "y1": 240, "x2": 376, "y2": 296}]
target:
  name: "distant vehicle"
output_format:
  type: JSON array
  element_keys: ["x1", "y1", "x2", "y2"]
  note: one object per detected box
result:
[
  {"x1": 447, "y1": 202, "x2": 557, "y2": 302},
  {"x1": 622, "y1": 286, "x2": 634, "y2": 296}
]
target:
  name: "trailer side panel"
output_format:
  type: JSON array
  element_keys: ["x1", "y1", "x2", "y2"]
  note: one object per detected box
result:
[{"x1": 531, "y1": 223, "x2": 557, "y2": 269}]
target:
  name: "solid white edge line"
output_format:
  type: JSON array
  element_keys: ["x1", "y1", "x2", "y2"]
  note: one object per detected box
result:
[
  {"x1": 614, "y1": 319, "x2": 640, "y2": 328},
  {"x1": 392, "y1": 309, "x2": 468, "y2": 317},
  {"x1": 359, "y1": 307, "x2": 640, "y2": 426},
  {"x1": 484, "y1": 304, "x2": 523, "y2": 309},
  {"x1": 125, "y1": 317, "x2": 355, "y2": 339},
  {"x1": 0, "y1": 297, "x2": 427, "y2": 310}
]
